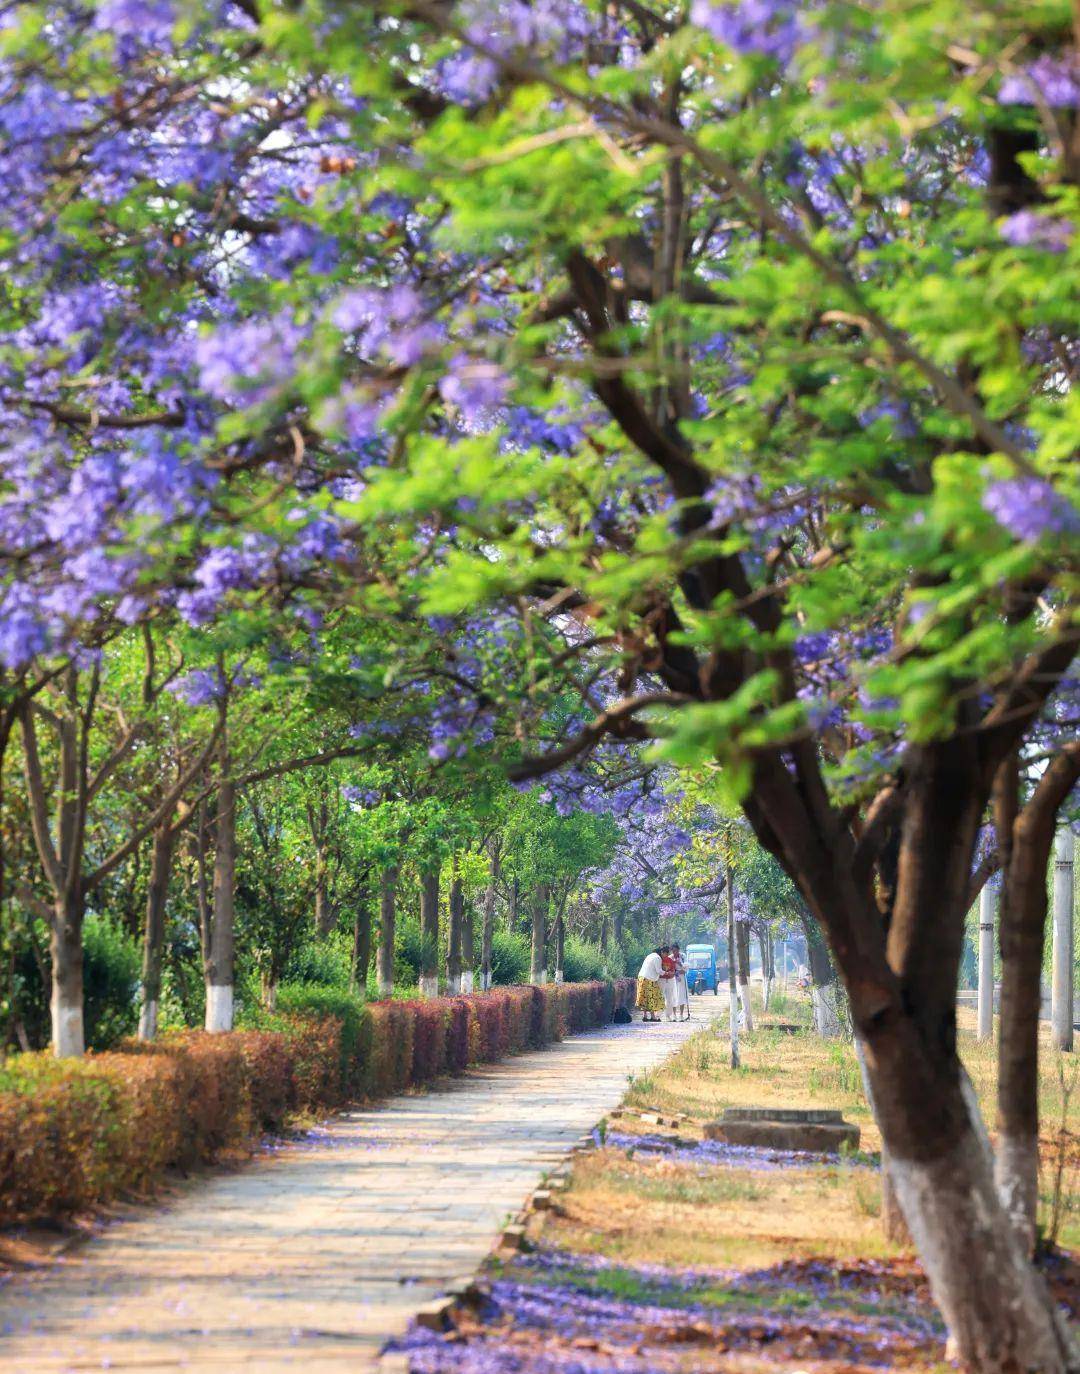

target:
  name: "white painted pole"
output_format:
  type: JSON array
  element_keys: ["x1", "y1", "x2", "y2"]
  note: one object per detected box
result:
[
  {"x1": 1052, "y1": 827, "x2": 1075, "y2": 1053},
  {"x1": 977, "y1": 882, "x2": 997, "y2": 1041}
]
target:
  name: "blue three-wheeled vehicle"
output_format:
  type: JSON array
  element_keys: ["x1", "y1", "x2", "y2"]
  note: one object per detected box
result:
[{"x1": 684, "y1": 943, "x2": 720, "y2": 995}]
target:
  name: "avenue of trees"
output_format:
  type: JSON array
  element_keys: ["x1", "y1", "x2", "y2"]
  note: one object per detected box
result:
[
  {"x1": 0, "y1": 1, "x2": 1078, "y2": 1369},
  {"x1": 1, "y1": 611, "x2": 749, "y2": 1051}
]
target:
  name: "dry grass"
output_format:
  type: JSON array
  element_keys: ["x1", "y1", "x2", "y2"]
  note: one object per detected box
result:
[
  {"x1": 545, "y1": 1148, "x2": 896, "y2": 1270},
  {"x1": 549, "y1": 989, "x2": 1080, "y2": 1262}
]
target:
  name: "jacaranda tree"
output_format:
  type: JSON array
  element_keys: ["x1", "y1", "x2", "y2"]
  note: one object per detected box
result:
[{"x1": 1, "y1": 2, "x2": 1078, "y2": 1368}]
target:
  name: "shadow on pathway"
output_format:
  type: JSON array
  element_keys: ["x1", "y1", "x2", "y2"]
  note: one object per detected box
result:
[{"x1": 0, "y1": 1006, "x2": 708, "y2": 1372}]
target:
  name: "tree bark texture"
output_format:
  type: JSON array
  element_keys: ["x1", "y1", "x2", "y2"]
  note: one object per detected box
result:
[
  {"x1": 735, "y1": 917, "x2": 754, "y2": 1031},
  {"x1": 530, "y1": 884, "x2": 548, "y2": 985},
  {"x1": 977, "y1": 883, "x2": 997, "y2": 1041},
  {"x1": 351, "y1": 884, "x2": 372, "y2": 991},
  {"x1": 446, "y1": 864, "x2": 463, "y2": 994},
  {"x1": 138, "y1": 823, "x2": 175, "y2": 1041},
  {"x1": 481, "y1": 840, "x2": 500, "y2": 990},
  {"x1": 1052, "y1": 827, "x2": 1074, "y2": 1052},
  {"x1": 419, "y1": 860, "x2": 440, "y2": 997},
  {"x1": 204, "y1": 777, "x2": 236, "y2": 1032},
  {"x1": 726, "y1": 863, "x2": 739, "y2": 1069},
  {"x1": 377, "y1": 865, "x2": 398, "y2": 997},
  {"x1": 50, "y1": 892, "x2": 85, "y2": 1058}
]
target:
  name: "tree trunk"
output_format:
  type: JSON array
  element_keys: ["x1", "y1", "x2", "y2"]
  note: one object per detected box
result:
[
  {"x1": 758, "y1": 929, "x2": 772, "y2": 1010},
  {"x1": 1052, "y1": 827, "x2": 1074, "y2": 1052},
  {"x1": 446, "y1": 866, "x2": 463, "y2": 994},
  {"x1": 461, "y1": 898, "x2": 475, "y2": 993},
  {"x1": 481, "y1": 841, "x2": 500, "y2": 990},
  {"x1": 530, "y1": 884, "x2": 548, "y2": 984},
  {"x1": 50, "y1": 890, "x2": 85, "y2": 1058},
  {"x1": 805, "y1": 925, "x2": 842, "y2": 1038},
  {"x1": 554, "y1": 906, "x2": 565, "y2": 983},
  {"x1": 314, "y1": 850, "x2": 332, "y2": 937},
  {"x1": 726, "y1": 863, "x2": 739, "y2": 1069},
  {"x1": 977, "y1": 882, "x2": 997, "y2": 1041},
  {"x1": 878, "y1": 1064, "x2": 1072, "y2": 1374},
  {"x1": 880, "y1": 1147, "x2": 911, "y2": 1246},
  {"x1": 997, "y1": 825, "x2": 1054, "y2": 1253},
  {"x1": 204, "y1": 778, "x2": 236, "y2": 1032},
  {"x1": 138, "y1": 823, "x2": 174, "y2": 1041},
  {"x1": 835, "y1": 743, "x2": 1072, "y2": 1371},
  {"x1": 261, "y1": 970, "x2": 278, "y2": 1011},
  {"x1": 855, "y1": 1036, "x2": 911, "y2": 1249},
  {"x1": 419, "y1": 860, "x2": 440, "y2": 997},
  {"x1": 735, "y1": 917, "x2": 755, "y2": 1031},
  {"x1": 377, "y1": 865, "x2": 397, "y2": 997},
  {"x1": 351, "y1": 885, "x2": 372, "y2": 992}
]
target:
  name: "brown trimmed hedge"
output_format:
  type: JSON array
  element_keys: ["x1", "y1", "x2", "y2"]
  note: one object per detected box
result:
[{"x1": 0, "y1": 978, "x2": 635, "y2": 1227}]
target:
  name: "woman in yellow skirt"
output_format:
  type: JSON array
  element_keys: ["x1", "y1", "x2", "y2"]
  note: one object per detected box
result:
[{"x1": 636, "y1": 948, "x2": 667, "y2": 1022}]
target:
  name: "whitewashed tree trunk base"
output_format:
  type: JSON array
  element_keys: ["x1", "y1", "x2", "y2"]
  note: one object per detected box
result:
[
  {"x1": 480, "y1": 971, "x2": 492, "y2": 991},
  {"x1": 52, "y1": 996, "x2": 85, "y2": 1059},
  {"x1": 445, "y1": 975, "x2": 461, "y2": 996},
  {"x1": 995, "y1": 1131, "x2": 1039, "y2": 1256},
  {"x1": 812, "y1": 983, "x2": 843, "y2": 1038},
  {"x1": 204, "y1": 983, "x2": 234, "y2": 1033},
  {"x1": 738, "y1": 978, "x2": 754, "y2": 1032},
  {"x1": 138, "y1": 997, "x2": 159, "y2": 1042},
  {"x1": 532, "y1": 970, "x2": 548, "y2": 985},
  {"x1": 419, "y1": 975, "x2": 439, "y2": 998},
  {"x1": 887, "y1": 1079, "x2": 1074, "y2": 1373},
  {"x1": 554, "y1": 969, "x2": 564, "y2": 984},
  {"x1": 460, "y1": 971, "x2": 474, "y2": 994}
]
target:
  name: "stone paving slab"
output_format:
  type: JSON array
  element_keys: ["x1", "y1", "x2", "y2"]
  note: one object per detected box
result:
[{"x1": 0, "y1": 1002, "x2": 712, "y2": 1372}]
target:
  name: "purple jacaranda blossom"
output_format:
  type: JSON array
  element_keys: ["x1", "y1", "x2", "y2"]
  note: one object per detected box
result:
[
  {"x1": 167, "y1": 668, "x2": 225, "y2": 706},
  {"x1": 983, "y1": 477, "x2": 1080, "y2": 542},
  {"x1": 438, "y1": 52, "x2": 500, "y2": 104},
  {"x1": 439, "y1": 356, "x2": 510, "y2": 427},
  {"x1": 999, "y1": 209, "x2": 1074, "y2": 253},
  {"x1": 95, "y1": 0, "x2": 174, "y2": 39},
  {"x1": 247, "y1": 222, "x2": 339, "y2": 280},
  {"x1": 690, "y1": 0, "x2": 803, "y2": 63},
  {"x1": 176, "y1": 536, "x2": 277, "y2": 624},
  {"x1": 999, "y1": 53, "x2": 1080, "y2": 108},
  {"x1": 0, "y1": 596, "x2": 46, "y2": 669},
  {"x1": 330, "y1": 285, "x2": 441, "y2": 366},
  {"x1": 502, "y1": 405, "x2": 585, "y2": 454},
  {"x1": 795, "y1": 631, "x2": 833, "y2": 663},
  {"x1": 195, "y1": 314, "x2": 303, "y2": 406}
]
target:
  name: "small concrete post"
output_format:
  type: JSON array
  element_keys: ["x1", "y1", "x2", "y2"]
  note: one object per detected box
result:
[
  {"x1": 1052, "y1": 827, "x2": 1075, "y2": 1052},
  {"x1": 977, "y1": 882, "x2": 996, "y2": 1041}
]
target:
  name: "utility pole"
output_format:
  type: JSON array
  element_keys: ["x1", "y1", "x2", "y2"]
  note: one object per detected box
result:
[
  {"x1": 977, "y1": 881, "x2": 996, "y2": 1041},
  {"x1": 1052, "y1": 827, "x2": 1075, "y2": 1052}
]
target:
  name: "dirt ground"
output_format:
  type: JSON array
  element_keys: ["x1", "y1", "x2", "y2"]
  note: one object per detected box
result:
[{"x1": 393, "y1": 990, "x2": 1080, "y2": 1372}]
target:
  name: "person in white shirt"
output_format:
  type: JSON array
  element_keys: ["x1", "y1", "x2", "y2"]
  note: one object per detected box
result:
[
  {"x1": 670, "y1": 944, "x2": 690, "y2": 1021},
  {"x1": 636, "y1": 948, "x2": 667, "y2": 1023}
]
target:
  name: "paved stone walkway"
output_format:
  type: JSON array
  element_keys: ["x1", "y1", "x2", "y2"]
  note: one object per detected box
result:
[{"x1": 0, "y1": 1002, "x2": 712, "y2": 1372}]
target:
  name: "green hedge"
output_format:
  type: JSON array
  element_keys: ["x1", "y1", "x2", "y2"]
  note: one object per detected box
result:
[{"x1": 0, "y1": 978, "x2": 635, "y2": 1226}]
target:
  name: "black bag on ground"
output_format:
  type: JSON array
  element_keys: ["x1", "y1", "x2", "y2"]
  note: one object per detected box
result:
[{"x1": 612, "y1": 1005, "x2": 633, "y2": 1025}]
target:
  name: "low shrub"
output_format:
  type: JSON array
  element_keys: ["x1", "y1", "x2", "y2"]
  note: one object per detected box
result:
[
  {"x1": 561, "y1": 936, "x2": 609, "y2": 985},
  {"x1": 272, "y1": 983, "x2": 369, "y2": 1100},
  {"x1": 0, "y1": 977, "x2": 634, "y2": 1227},
  {"x1": 490, "y1": 930, "x2": 531, "y2": 986}
]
